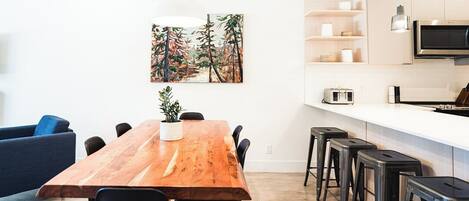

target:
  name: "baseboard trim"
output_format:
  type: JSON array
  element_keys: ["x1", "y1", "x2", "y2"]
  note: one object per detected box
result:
[{"x1": 245, "y1": 160, "x2": 310, "y2": 173}]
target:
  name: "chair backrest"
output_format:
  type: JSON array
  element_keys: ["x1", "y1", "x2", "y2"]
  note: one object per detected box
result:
[
  {"x1": 179, "y1": 112, "x2": 204, "y2": 120},
  {"x1": 232, "y1": 125, "x2": 243, "y2": 147},
  {"x1": 96, "y1": 188, "x2": 168, "y2": 201},
  {"x1": 115, "y1": 123, "x2": 132, "y2": 137},
  {"x1": 237, "y1": 139, "x2": 251, "y2": 169},
  {"x1": 84, "y1": 136, "x2": 106, "y2": 156},
  {"x1": 34, "y1": 115, "x2": 70, "y2": 136}
]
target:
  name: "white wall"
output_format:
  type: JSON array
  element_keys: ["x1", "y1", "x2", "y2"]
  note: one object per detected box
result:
[
  {"x1": 305, "y1": 60, "x2": 469, "y2": 104},
  {"x1": 1, "y1": 0, "x2": 469, "y2": 173},
  {"x1": 0, "y1": 0, "x2": 316, "y2": 172}
]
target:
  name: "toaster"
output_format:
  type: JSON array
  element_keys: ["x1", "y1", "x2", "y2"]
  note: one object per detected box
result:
[{"x1": 323, "y1": 88, "x2": 354, "y2": 104}]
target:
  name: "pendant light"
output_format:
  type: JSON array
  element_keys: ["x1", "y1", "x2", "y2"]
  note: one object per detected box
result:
[
  {"x1": 391, "y1": 5, "x2": 410, "y2": 33},
  {"x1": 152, "y1": 0, "x2": 206, "y2": 28}
]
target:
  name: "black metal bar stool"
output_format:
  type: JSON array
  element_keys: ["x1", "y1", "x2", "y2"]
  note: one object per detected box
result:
[
  {"x1": 304, "y1": 127, "x2": 348, "y2": 200},
  {"x1": 352, "y1": 150, "x2": 423, "y2": 201},
  {"x1": 322, "y1": 138, "x2": 377, "y2": 201},
  {"x1": 405, "y1": 176, "x2": 469, "y2": 201}
]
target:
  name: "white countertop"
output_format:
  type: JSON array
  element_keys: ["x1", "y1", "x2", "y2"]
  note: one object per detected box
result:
[{"x1": 306, "y1": 102, "x2": 469, "y2": 151}]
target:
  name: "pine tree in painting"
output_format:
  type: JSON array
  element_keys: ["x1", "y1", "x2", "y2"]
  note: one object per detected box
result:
[
  {"x1": 151, "y1": 27, "x2": 190, "y2": 82},
  {"x1": 151, "y1": 25, "x2": 165, "y2": 80},
  {"x1": 168, "y1": 28, "x2": 190, "y2": 81},
  {"x1": 218, "y1": 14, "x2": 243, "y2": 82},
  {"x1": 195, "y1": 14, "x2": 225, "y2": 83}
]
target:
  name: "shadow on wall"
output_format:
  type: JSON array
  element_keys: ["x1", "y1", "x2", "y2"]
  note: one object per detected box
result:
[{"x1": 0, "y1": 34, "x2": 11, "y2": 74}]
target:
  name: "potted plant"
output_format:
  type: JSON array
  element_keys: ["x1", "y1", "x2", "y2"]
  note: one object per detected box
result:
[{"x1": 158, "y1": 86, "x2": 183, "y2": 141}]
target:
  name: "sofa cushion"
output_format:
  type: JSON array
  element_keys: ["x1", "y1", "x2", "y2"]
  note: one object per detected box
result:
[{"x1": 34, "y1": 115, "x2": 70, "y2": 136}]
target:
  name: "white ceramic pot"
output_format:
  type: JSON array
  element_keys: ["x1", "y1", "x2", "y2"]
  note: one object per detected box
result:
[
  {"x1": 160, "y1": 121, "x2": 183, "y2": 141},
  {"x1": 321, "y1": 24, "x2": 333, "y2": 37},
  {"x1": 341, "y1": 49, "x2": 354, "y2": 63},
  {"x1": 339, "y1": 1, "x2": 352, "y2": 10}
]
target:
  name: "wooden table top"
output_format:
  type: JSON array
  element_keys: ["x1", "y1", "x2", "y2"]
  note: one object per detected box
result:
[{"x1": 37, "y1": 120, "x2": 251, "y2": 200}]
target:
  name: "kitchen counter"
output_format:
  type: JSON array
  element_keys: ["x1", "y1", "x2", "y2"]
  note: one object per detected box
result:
[{"x1": 306, "y1": 102, "x2": 469, "y2": 151}]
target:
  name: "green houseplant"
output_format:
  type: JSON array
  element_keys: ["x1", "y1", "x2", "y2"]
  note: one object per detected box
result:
[{"x1": 158, "y1": 86, "x2": 184, "y2": 141}]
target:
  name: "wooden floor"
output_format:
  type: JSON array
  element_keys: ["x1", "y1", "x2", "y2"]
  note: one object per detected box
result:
[
  {"x1": 246, "y1": 172, "x2": 339, "y2": 201},
  {"x1": 42, "y1": 173, "x2": 339, "y2": 201}
]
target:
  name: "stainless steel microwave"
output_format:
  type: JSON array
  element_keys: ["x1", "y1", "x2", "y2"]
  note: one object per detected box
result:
[{"x1": 414, "y1": 20, "x2": 469, "y2": 57}]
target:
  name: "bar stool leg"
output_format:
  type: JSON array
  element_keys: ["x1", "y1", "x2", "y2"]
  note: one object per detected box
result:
[
  {"x1": 415, "y1": 165, "x2": 423, "y2": 176},
  {"x1": 332, "y1": 149, "x2": 341, "y2": 186},
  {"x1": 388, "y1": 170, "x2": 400, "y2": 201},
  {"x1": 409, "y1": 165, "x2": 426, "y2": 201},
  {"x1": 404, "y1": 186, "x2": 414, "y2": 201},
  {"x1": 321, "y1": 150, "x2": 334, "y2": 201},
  {"x1": 352, "y1": 155, "x2": 365, "y2": 201},
  {"x1": 339, "y1": 150, "x2": 352, "y2": 201},
  {"x1": 352, "y1": 158, "x2": 364, "y2": 201},
  {"x1": 349, "y1": 165, "x2": 354, "y2": 190},
  {"x1": 316, "y1": 136, "x2": 328, "y2": 200},
  {"x1": 374, "y1": 168, "x2": 387, "y2": 201},
  {"x1": 304, "y1": 135, "x2": 316, "y2": 186}
]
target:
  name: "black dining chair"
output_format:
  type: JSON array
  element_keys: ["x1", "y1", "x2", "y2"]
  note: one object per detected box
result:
[
  {"x1": 115, "y1": 122, "x2": 132, "y2": 137},
  {"x1": 84, "y1": 136, "x2": 106, "y2": 156},
  {"x1": 95, "y1": 188, "x2": 168, "y2": 201},
  {"x1": 237, "y1": 139, "x2": 251, "y2": 169},
  {"x1": 179, "y1": 112, "x2": 204, "y2": 120},
  {"x1": 232, "y1": 125, "x2": 243, "y2": 147}
]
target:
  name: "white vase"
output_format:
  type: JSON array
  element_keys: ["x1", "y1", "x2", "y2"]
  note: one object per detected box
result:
[
  {"x1": 321, "y1": 24, "x2": 333, "y2": 37},
  {"x1": 339, "y1": 1, "x2": 352, "y2": 10},
  {"x1": 160, "y1": 121, "x2": 183, "y2": 141}
]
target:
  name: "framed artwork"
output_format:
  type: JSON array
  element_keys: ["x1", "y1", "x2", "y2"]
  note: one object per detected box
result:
[{"x1": 151, "y1": 14, "x2": 244, "y2": 83}]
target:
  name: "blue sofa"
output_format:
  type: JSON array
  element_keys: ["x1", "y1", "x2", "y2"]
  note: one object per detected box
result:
[{"x1": 0, "y1": 115, "x2": 76, "y2": 198}]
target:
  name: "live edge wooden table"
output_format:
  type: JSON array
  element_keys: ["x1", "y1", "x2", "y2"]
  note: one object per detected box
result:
[{"x1": 37, "y1": 120, "x2": 251, "y2": 201}]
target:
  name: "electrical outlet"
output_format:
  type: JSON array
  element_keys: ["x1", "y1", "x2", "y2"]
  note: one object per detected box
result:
[{"x1": 266, "y1": 145, "x2": 273, "y2": 154}]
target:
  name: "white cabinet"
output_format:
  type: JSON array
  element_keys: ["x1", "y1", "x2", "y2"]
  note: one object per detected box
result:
[
  {"x1": 445, "y1": 0, "x2": 469, "y2": 20},
  {"x1": 412, "y1": 0, "x2": 445, "y2": 20},
  {"x1": 368, "y1": 0, "x2": 413, "y2": 65},
  {"x1": 454, "y1": 148, "x2": 469, "y2": 181},
  {"x1": 411, "y1": 0, "x2": 469, "y2": 21}
]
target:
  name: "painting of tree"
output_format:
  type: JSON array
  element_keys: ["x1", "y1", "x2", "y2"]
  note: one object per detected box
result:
[{"x1": 151, "y1": 14, "x2": 244, "y2": 83}]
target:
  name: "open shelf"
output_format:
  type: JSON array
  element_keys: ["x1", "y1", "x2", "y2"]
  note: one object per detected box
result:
[
  {"x1": 304, "y1": 0, "x2": 368, "y2": 65},
  {"x1": 305, "y1": 10, "x2": 365, "y2": 17},
  {"x1": 307, "y1": 62, "x2": 366, "y2": 65},
  {"x1": 305, "y1": 36, "x2": 365, "y2": 41}
]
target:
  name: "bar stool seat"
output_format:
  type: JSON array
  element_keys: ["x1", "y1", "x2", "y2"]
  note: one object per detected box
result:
[
  {"x1": 322, "y1": 138, "x2": 377, "y2": 201},
  {"x1": 405, "y1": 176, "x2": 469, "y2": 201},
  {"x1": 304, "y1": 127, "x2": 348, "y2": 201},
  {"x1": 353, "y1": 150, "x2": 423, "y2": 201},
  {"x1": 331, "y1": 138, "x2": 377, "y2": 149},
  {"x1": 311, "y1": 127, "x2": 348, "y2": 138},
  {"x1": 358, "y1": 150, "x2": 422, "y2": 165}
]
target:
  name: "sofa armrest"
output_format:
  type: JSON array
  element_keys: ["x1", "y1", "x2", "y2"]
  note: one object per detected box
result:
[
  {"x1": 0, "y1": 132, "x2": 76, "y2": 197},
  {"x1": 0, "y1": 125, "x2": 36, "y2": 140}
]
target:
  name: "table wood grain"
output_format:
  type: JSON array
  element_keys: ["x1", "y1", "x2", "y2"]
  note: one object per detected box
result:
[{"x1": 37, "y1": 120, "x2": 251, "y2": 200}]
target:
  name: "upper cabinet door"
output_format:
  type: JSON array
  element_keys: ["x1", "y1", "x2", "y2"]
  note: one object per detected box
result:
[
  {"x1": 413, "y1": 0, "x2": 445, "y2": 20},
  {"x1": 368, "y1": 0, "x2": 413, "y2": 65},
  {"x1": 445, "y1": 0, "x2": 469, "y2": 20}
]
